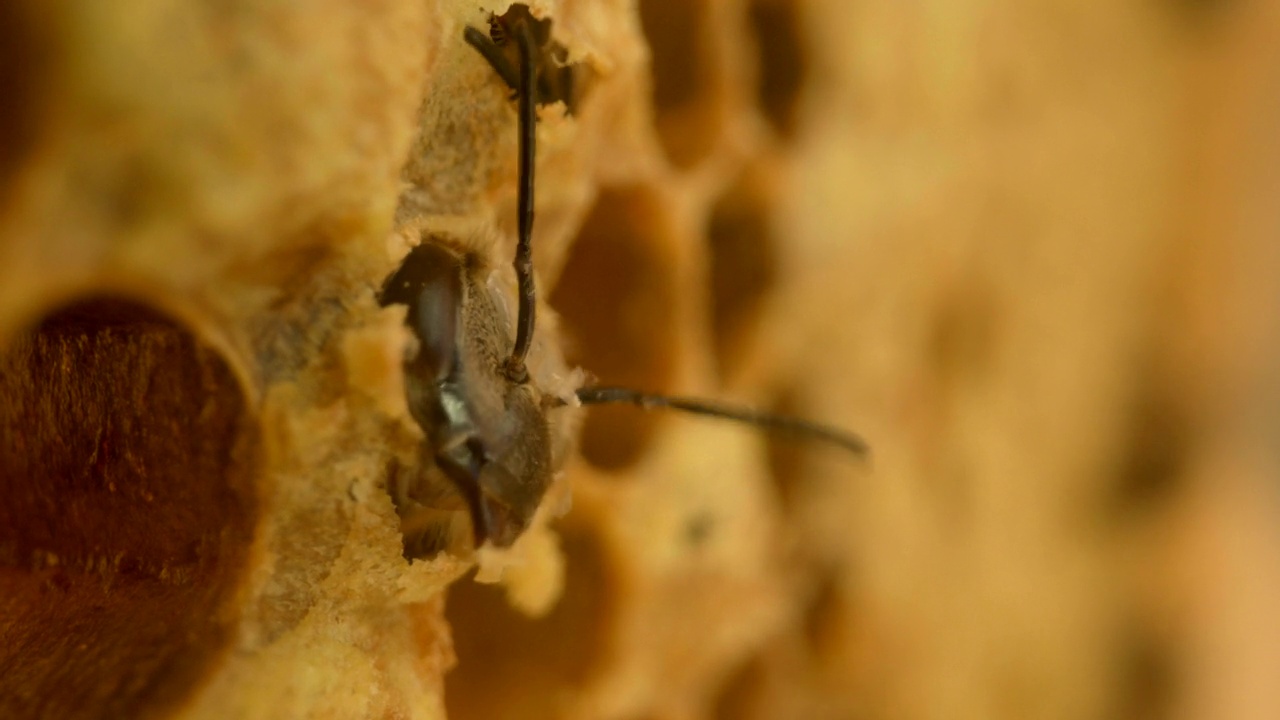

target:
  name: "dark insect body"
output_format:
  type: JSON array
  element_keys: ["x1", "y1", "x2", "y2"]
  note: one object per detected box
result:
[
  {"x1": 380, "y1": 4, "x2": 867, "y2": 559},
  {"x1": 379, "y1": 242, "x2": 554, "y2": 554},
  {"x1": 463, "y1": 4, "x2": 584, "y2": 114}
]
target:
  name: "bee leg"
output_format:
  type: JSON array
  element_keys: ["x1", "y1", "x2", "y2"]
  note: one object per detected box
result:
[
  {"x1": 398, "y1": 504, "x2": 466, "y2": 559},
  {"x1": 464, "y1": 26, "x2": 520, "y2": 95}
]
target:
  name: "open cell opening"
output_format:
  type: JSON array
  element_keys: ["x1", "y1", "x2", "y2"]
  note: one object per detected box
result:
[
  {"x1": 0, "y1": 3, "x2": 52, "y2": 195},
  {"x1": 801, "y1": 570, "x2": 846, "y2": 665},
  {"x1": 549, "y1": 186, "x2": 680, "y2": 471},
  {"x1": 712, "y1": 654, "x2": 770, "y2": 720},
  {"x1": 706, "y1": 173, "x2": 777, "y2": 384},
  {"x1": 764, "y1": 386, "x2": 810, "y2": 513},
  {"x1": 1112, "y1": 621, "x2": 1177, "y2": 720},
  {"x1": 444, "y1": 524, "x2": 618, "y2": 720},
  {"x1": 0, "y1": 297, "x2": 258, "y2": 719},
  {"x1": 638, "y1": 0, "x2": 724, "y2": 168},
  {"x1": 746, "y1": 0, "x2": 809, "y2": 140},
  {"x1": 1111, "y1": 362, "x2": 1188, "y2": 520},
  {"x1": 927, "y1": 278, "x2": 998, "y2": 387}
]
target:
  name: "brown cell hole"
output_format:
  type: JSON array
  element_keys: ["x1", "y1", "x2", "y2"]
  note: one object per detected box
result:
[
  {"x1": 764, "y1": 387, "x2": 811, "y2": 512},
  {"x1": 712, "y1": 654, "x2": 769, "y2": 720},
  {"x1": 707, "y1": 173, "x2": 776, "y2": 383},
  {"x1": 638, "y1": 0, "x2": 723, "y2": 168},
  {"x1": 549, "y1": 186, "x2": 679, "y2": 471},
  {"x1": 0, "y1": 297, "x2": 258, "y2": 720},
  {"x1": 1111, "y1": 622, "x2": 1177, "y2": 720},
  {"x1": 746, "y1": 0, "x2": 809, "y2": 140},
  {"x1": 0, "y1": 3, "x2": 53, "y2": 196},
  {"x1": 927, "y1": 277, "x2": 998, "y2": 387},
  {"x1": 444, "y1": 523, "x2": 617, "y2": 720},
  {"x1": 1111, "y1": 365, "x2": 1188, "y2": 519},
  {"x1": 1167, "y1": 0, "x2": 1235, "y2": 32},
  {"x1": 801, "y1": 570, "x2": 845, "y2": 664}
]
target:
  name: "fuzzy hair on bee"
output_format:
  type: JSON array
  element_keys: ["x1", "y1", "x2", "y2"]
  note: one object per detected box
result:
[{"x1": 378, "y1": 3, "x2": 867, "y2": 560}]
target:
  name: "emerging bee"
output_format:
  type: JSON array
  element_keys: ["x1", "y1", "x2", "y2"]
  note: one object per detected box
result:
[{"x1": 380, "y1": 4, "x2": 867, "y2": 559}]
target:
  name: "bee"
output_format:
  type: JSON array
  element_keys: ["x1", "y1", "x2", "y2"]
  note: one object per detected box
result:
[{"x1": 381, "y1": 4, "x2": 867, "y2": 559}]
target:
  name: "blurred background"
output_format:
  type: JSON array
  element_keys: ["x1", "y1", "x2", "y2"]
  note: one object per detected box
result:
[
  {"x1": 458, "y1": 1, "x2": 1280, "y2": 717},
  {"x1": 452, "y1": 1, "x2": 1280, "y2": 718}
]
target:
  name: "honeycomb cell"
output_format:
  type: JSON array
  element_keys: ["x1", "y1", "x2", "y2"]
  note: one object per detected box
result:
[
  {"x1": 927, "y1": 278, "x2": 999, "y2": 387},
  {"x1": 764, "y1": 387, "x2": 809, "y2": 512},
  {"x1": 712, "y1": 654, "x2": 769, "y2": 720},
  {"x1": 549, "y1": 186, "x2": 680, "y2": 471},
  {"x1": 1168, "y1": 0, "x2": 1234, "y2": 29},
  {"x1": 745, "y1": 0, "x2": 809, "y2": 140},
  {"x1": 1111, "y1": 622, "x2": 1177, "y2": 720},
  {"x1": 0, "y1": 3, "x2": 51, "y2": 194},
  {"x1": 801, "y1": 570, "x2": 844, "y2": 664},
  {"x1": 1111, "y1": 364, "x2": 1188, "y2": 518},
  {"x1": 638, "y1": 0, "x2": 723, "y2": 168},
  {"x1": 444, "y1": 524, "x2": 618, "y2": 720},
  {"x1": 0, "y1": 298, "x2": 258, "y2": 720},
  {"x1": 706, "y1": 173, "x2": 777, "y2": 383}
]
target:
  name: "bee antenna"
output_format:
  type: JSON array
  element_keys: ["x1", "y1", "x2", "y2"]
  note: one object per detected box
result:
[
  {"x1": 503, "y1": 17, "x2": 539, "y2": 384},
  {"x1": 574, "y1": 386, "x2": 870, "y2": 457}
]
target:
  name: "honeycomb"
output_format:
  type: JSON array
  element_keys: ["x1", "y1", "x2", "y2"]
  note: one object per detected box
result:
[{"x1": 2, "y1": 0, "x2": 1279, "y2": 719}]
